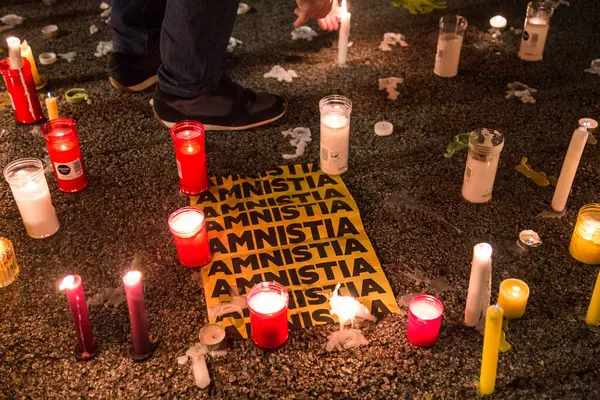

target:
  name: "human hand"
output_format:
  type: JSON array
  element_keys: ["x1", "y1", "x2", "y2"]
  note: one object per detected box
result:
[
  {"x1": 317, "y1": 2, "x2": 341, "y2": 31},
  {"x1": 294, "y1": 0, "x2": 334, "y2": 28}
]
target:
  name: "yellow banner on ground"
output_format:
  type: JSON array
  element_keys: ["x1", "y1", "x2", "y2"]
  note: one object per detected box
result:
[{"x1": 192, "y1": 164, "x2": 399, "y2": 339}]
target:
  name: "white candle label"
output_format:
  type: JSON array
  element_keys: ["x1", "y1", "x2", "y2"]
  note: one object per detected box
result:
[
  {"x1": 320, "y1": 147, "x2": 346, "y2": 173},
  {"x1": 54, "y1": 159, "x2": 83, "y2": 180},
  {"x1": 177, "y1": 160, "x2": 182, "y2": 179}
]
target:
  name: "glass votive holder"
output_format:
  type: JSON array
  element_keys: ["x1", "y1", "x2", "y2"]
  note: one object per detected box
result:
[
  {"x1": 319, "y1": 95, "x2": 352, "y2": 176},
  {"x1": 518, "y1": 1, "x2": 554, "y2": 62},
  {"x1": 406, "y1": 294, "x2": 444, "y2": 347},
  {"x1": 40, "y1": 118, "x2": 88, "y2": 193},
  {"x1": 0, "y1": 238, "x2": 19, "y2": 287},
  {"x1": 434, "y1": 15, "x2": 468, "y2": 78},
  {"x1": 168, "y1": 207, "x2": 211, "y2": 268},
  {"x1": 247, "y1": 281, "x2": 289, "y2": 349},
  {"x1": 569, "y1": 204, "x2": 600, "y2": 265},
  {"x1": 3, "y1": 158, "x2": 60, "y2": 239},
  {"x1": 462, "y1": 128, "x2": 505, "y2": 204},
  {"x1": 170, "y1": 120, "x2": 209, "y2": 195}
]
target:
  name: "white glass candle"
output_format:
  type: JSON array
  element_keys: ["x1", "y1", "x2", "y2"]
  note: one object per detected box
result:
[
  {"x1": 462, "y1": 129, "x2": 505, "y2": 203},
  {"x1": 465, "y1": 243, "x2": 492, "y2": 327},
  {"x1": 337, "y1": 0, "x2": 351, "y2": 66},
  {"x1": 6, "y1": 37, "x2": 23, "y2": 69},
  {"x1": 319, "y1": 95, "x2": 352, "y2": 175},
  {"x1": 519, "y1": 2, "x2": 554, "y2": 62},
  {"x1": 434, "y1": 15, "x2": 468, "y2": 78},
  {"x1": 4, "y1": 158, "x2": 60, "y2": 238},
  {"x1": 551, "y1": 125, "x2": 589, "y2": 212}
]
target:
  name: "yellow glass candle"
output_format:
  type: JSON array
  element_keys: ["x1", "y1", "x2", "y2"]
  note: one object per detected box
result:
[
  {"x1": 497, "y1": 279, "x2": 530, "y2": 318},
  {"x1": 45, "y1": 95, "x2": 59, "y2": 120},
  {"x1": 585, "y1": 270, "x2": 600, "y2": 326},
  {"x1": 0, "y1": 238, "x2": 19, "y2": 287},
  {"x1": 479, "y1": 304, "x2": 503, "y2": 395},
  {"x1": 20, "y1": 40, "x2": 41, "y2": 86},
  {"x1": 569, "y1": 204, "x2": 600, "y2": 265}
]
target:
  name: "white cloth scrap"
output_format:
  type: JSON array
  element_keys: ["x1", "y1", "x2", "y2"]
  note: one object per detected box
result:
[
  {"x1": 100, "y1": 2, "x2": 110, "y2": 9},
  {"x1": 505, "y1": 81, "x2": 537, "y2": 104},
  {"x1": 291, "y1": 26, "x2": 318, "y2": 41},
  {"x1": 585, "y1": 59, "x2": 600, "y2": 76},
  {"x1": 94, "y1": 41, "x2": 113, "y2": 57},
  {"x1": 379, "y1": 33, "x2": 408, "y2": 51},
  {"x1": 378, "y1": 77, "x2": 404, "y2": 101},
  {"x1": 57, "y1": 51, "x2": 77, "y2": 62},
  {"x1": 237, "y1": 3, "x2": 250, "y2": 14},
  {"x1": 90, "y1": 24, "x2": 98, "y2": 35},
  {"x1": 282, "y1": 127, "x2": 312, "y2": 159},
  {"x1": 326, "y1": 328, "x2": 369, "y2": 352},
  {"x1": 100, "y1": 8, "x2": 111, "y2": 18},
  {"x1": 226, "y1": 37, "x2": 242, "y2": 53},
  {"x1": 264, "y1": 65, "x2": 298, "y2": 83},
  {"x1": 1, "y1": 14, "x2": 24, "y2": 26}
]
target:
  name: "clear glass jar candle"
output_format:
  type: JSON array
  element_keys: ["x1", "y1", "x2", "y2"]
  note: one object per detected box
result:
[
  {"x1": 569, "y1": 204, "x2": 600, "y2": 265},
  {"x1": 406, "y1": 294, "x2": 444, "y2": 347},
  {"x1": 3, "y1": 158, "x2": 60, "y2": 238},
  {"x1": 170, "y1": 120, "x2": 209, "y2": 195},
  {"x1": 319, "y1": 95, "x2": 352, "y2": 176},
  {"x1": 168, "y1": 207, "x2": 211, "y2": 268},
  {"x1": 247, "y1": 282, "x2": 289, "y2": 349},
  {"x1": 462, "y1": 129, "x2": 505, "y2": 203},
  {"x1": 41, "y1": 118, "x2": 88, "y2": 193},
  {"x1": 518, "y1": 1, "x2": 554, "y2": 62},
  {"x1": 434, "y1": 15, "x2": 468, "y2": 78}
]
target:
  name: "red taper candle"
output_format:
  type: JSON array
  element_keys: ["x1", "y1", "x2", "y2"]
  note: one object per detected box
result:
[
  {"x1": 59, "y1": 275, "x2": 98, "y2": 360},
  {"x1": 123, "y1": 271, "x2": 152, "y2": 358}
]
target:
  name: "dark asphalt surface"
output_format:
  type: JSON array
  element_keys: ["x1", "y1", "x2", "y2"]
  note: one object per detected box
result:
[{"x1": 1, "y1": 0, "x2": 600, "y2": 398}]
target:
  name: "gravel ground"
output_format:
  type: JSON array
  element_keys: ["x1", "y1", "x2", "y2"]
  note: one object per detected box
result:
[{"x1": 1, "y1": 0, "x2": 600, "y2": 398}]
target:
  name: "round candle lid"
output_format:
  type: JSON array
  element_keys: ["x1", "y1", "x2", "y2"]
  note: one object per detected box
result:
[{"x1": 468, "y1": 128, "x2": 505, "y2": 156}]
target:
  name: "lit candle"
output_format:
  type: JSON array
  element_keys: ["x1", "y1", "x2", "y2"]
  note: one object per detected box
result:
[
  {"x1": 319, "y1": 95, "x2": 352, "y2": 175},
  {"x1": 479, "y1": 304, "x2": 503, "y2": 395},
  {"x1": 123, "y1": 271, "x2": 153, "y2": 359},
  {"x1": 434, "y1": 15, "x2": 468, "y2": 78},
  {"x1": 199, "y1": 323, "x2": 227, "y2": 351},
  {"x1": 3, "y1": 158, "x2": 60, "y2": 239},
  {"x1": 59, "y1": 275, "x2": 98, "y2": 360},
  {"x1": 40, "y1": 118, "x2": 88, "y2": 193},
  {"x1": 0, "y1": 238, "x2": 19, "y2": 288},
  {"x1": 518, "y1": 1, "x2": 554, "y2": 62},
  {"x1": 247, "y1": 282, "x2": 289, "y2": 349},
  {"x1": 551, "y1": 125, "x2": 588, "y2": 213},
  {"x1": 20, "y1": 40, "x2": 42, "y2": 87},
  {"x1": 45, "y1": 93, "x2": 59, "y2": 120},
  {"x1": 168, "y1": 207, "x2": 211, "y2": 268},
  {"x1": 7, "y1": 37, "x2": 22, "y2": 69},
  {"x1": 497, "y1": 279, "x2": 530, "y2": 318},
  {"x1": 337, "y1": 0, "x2": 351, "y2": 66},
  {"x1": 569, "y1": 204, "x2": 600, "y2": 265},
  {"x1": 170, "y1": 121, "x2": 209, "y2": 195},
  {"x1": 585, "y1": 270, "x2": 600, "y2": 326},
  {"x1": 465, "y1": 243, "x2": 492, "y2": 327},
  {"x1": 406, "y1": 294, "x2": 444, "y2": 347},
  {"x1": 489, "y1": 15, "x2": 507, "y2": 29}
]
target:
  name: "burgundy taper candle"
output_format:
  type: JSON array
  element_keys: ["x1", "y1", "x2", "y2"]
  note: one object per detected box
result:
[
  {"x1": 59, "y1": 275, "x2": 97, "y2": 359},
  {"x1": 123, "y1": 271, "x2": 151, "y2": 356}
]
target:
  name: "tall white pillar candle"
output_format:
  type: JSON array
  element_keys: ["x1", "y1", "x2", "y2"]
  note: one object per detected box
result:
[
  {"x1": 551, "y1": 126, "x2": 589, "y2": 213},
  {"x1": 3, "y1": 158, "x2": 60, "y2": 238},
  {"x1": 6, "y1": 37, "x2": 23, "y2": 69},
  {"x1": 465, "y1": 243, "x2": 493, "y2": 327},
  {"x1": 319, "y1": 95, "x2": 352, "y2": 175},
  {"x1": 337, "y1": 0, "x2": 351, "y2": 66}
]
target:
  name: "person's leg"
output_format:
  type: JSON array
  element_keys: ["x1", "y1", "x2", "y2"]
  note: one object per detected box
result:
[
  {"x1": 109, "y1": 0, "x2": 166, "y2": 92},
  {"x1": 153, "y1": 0, "x2": 287, "y2": 131}
]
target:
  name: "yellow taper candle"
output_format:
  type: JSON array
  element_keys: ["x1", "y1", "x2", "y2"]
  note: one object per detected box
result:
[
  {"x1": 45, "y1": 94, "x2": 59, "y2": 120},
  {"x1": 585, "y1": 270, "x2": 600, "y2": 326},
  {"x1": 497, "y1": 279, "x2": 530, "y2": 319},
  {"x1": 20, "y1": 40, "x2": 41, "y2": 86},
  {"x1": 479, "y1": 304, "x2": 503, "y2": 395},
  {"x1": 569, "y1": 204, "x2": 600, "y2": 265}
]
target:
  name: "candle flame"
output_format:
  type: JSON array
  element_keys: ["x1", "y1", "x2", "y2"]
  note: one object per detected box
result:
[
  {"x1": 511, "y1": 285, "x2": 521, "y2": 297},
  {"x1": 47, "y1": 92, "x2": 52, "y2": 98},
  {"x1": 123, "y1": 270, "x2": 142, "y2": 286},
  {"x1": 59, "y1": 275, "x2": 76, "y2": 290},
  {"x1": 341, "y1": 0, "x2": 347, "y2": 13}
]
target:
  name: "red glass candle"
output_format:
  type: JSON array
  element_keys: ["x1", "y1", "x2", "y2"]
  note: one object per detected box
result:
[
  {"x1": 0, "y1": 57, "x2": 43, "y2": 124},
  {"x1": 123, "y1": 271, "x2": 152, "y2": 358},
  {"x1": 168, "y1": 207, "x2": 211, "y2": 268},
  {"x1": 40, "y1": 118, "x2": 88, "y2": 192},
  {"x1": 406, "y1": 294, "x2": 444, "y2": 348},
  {"x1": 247, "y1": 282, "x2": 289, "y2": 349},
  {"x1": 170, "y1": 120, "x2": 209, "y2": 195},
  {"x1": 59, "y1": 275, "x2": 98, "y2": 360}
]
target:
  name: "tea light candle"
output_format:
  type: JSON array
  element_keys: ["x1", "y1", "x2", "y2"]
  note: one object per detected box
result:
[
  {"x1": 337, "y1": 0, "x2": 351, "y2": 66},
  {"x1": 497, "y1": 279, "x2": 530, "y2": 318},
  {"x1": 20, "y1": 40, "x2": 42, "y2": 87},
  {"x1": 45, "y1": 93, "x2": 59, "y2": 120},
  {"x1": 489, "y1": 15, "x2": 507, "y2": 29},
  {"x1": 199, "y1": 323, "x2": 226, "y2": 351},
  {"x1": 406, "y1": 294, "x2": 444, "y2": 347},
  {"x1": 40, "y1": 118, "x2": 88, "y2": 193},
  {"x1": 569, "y1": 204, "x2": 600, "y2": 265},
  {"x1": 6, "y1": 37, "x2": 22, "y2": 69},
  {"x1": 0, "y1": 238, "x2": 19, "y2": 288},
  {"x1": 123, "y1": 271, "x2": 153, "y2": 359},
  {"x1": 585, "y1": 270, "x2": 600, "y2": 326},
  {"x1": 3, "y1": 158, "x2": 60, "y2": 239},
  {"x1": 247, "y1": 282, "x2": 289, "y2": 349},
  {"x1": 170, "y1": 120, "x2": 209, "y2": 195},
  {"x1": 319, "y1": 95, "x2": 352, "y2": 175},
  {"x1": 465, "y1": 243, "x2": 492, "y2": 327},
  {"x1": 479, "y1": 304, "x2": 503, "y2": 395},
  {"x1": 59, "y1": 275, "x2": 98, "y2": 360},
  {"x1": 168, "y1": 207, "x2": 211, "y2": 268}
]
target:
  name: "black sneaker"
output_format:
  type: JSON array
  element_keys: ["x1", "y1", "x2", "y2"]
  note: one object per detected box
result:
[
  {"x1": 108, "y1": 52, "x2": 161, "y2": 92},
  {"x1": 152, "y1": 76, "x2": 287, "y2": 131}
]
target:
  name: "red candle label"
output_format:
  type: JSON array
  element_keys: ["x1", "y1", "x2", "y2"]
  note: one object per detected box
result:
[{"x1": 54, "y1": 159, "x2": 83, "y2": 180}]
